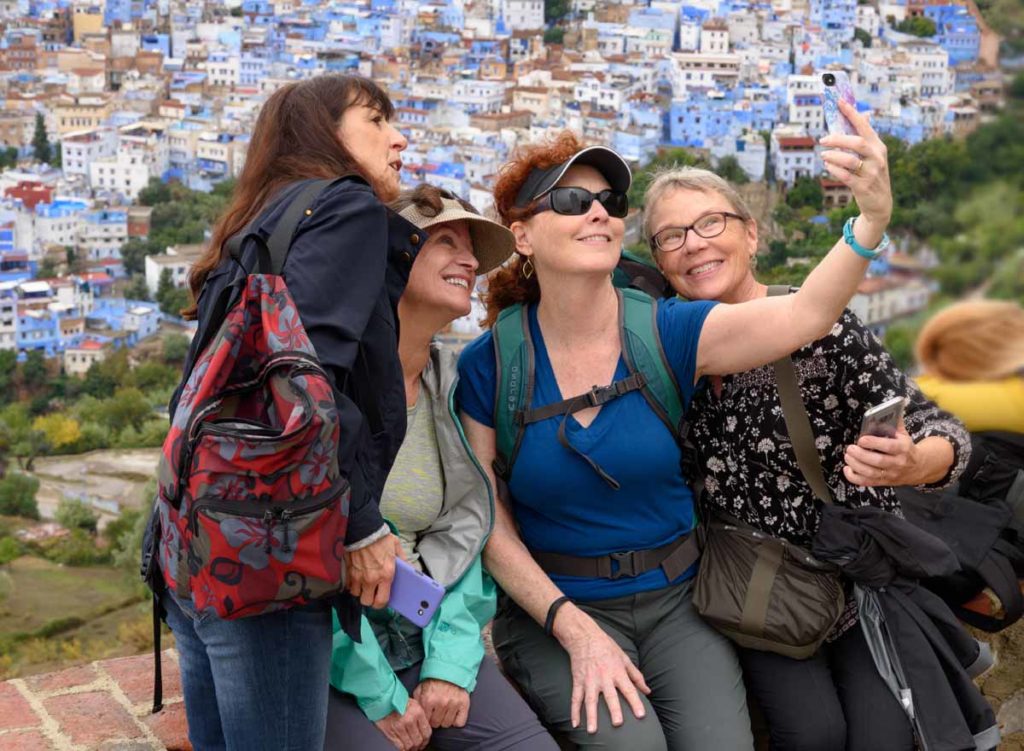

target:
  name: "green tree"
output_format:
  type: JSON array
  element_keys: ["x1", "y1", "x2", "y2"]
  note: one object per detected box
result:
[
  {"x1": 0, "y1": 472, "x2": 40, "y2": 518},
  {"x1": 629, "y1": 148, "x2": 709, "y2": 210},
  {"x1": 32, "y1": 112, "x2": 51, "y2": 164},
  {"x1": 137, "y1": 177, "x2": 173, "y2": 206},
  {"x1": 130, "y1": 361, "x2": 179, "y2": 392},
  {"x1": 853, "y1": 27, "x2": 872, "y2": 47},
  {"x1": 785, "y1": 176, "x2": 824, "y2": 211},
  {"x1": 124, "y1": 274, "x2": 150, "y2": 301},
  {"x1": 0, "y1": 146, "x2": 18, "y2": 169},
  {"x1": 162, "y1": 333, "x2": 190, "y2": 364},
  {"x1": 0, "y1": 536, "x2": 21, "y2": 565},
  {"x1": 543, "y1": 27, "x2": 565, "y2": 44},
  {"x1": 21, "y1": 350, "x2": 47, "y2": 389},
  {"x1": 714, "y1": 155, "x2": 749, "y2": 185},
  {"x1": 0, "y1": 350, "x2": 16, "y2": 408},
  {"x1": 1010, "y1": 71, "x2": 1024, "y2": 101},
  {"x1": 55, "y1": 498, "x2": 99, "y2": 534},
  {"x1": 895, "y1": 16, "x2": 937, "y2": 36},
  {"x1": 156, "y1": 268, "x2": 191, "y2": 317},
  {"x1": 36, "y1": 256, "x2": 59, "y2": 279},
  {"x1": 544, "y1": 0, "x2": 569, "y2": 23}
]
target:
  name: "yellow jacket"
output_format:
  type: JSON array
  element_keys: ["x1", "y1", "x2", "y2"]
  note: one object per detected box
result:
[{"x1": 915, "y1": 375, "x2": 1024, "y2": 434}]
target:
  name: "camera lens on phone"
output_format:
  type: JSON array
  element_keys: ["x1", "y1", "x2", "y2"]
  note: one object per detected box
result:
[
  {"x1": 420, "y1": 600, "x2": 429, "y2": 609},
  {"x1": 823, "y1": 73, "x2": 835, "y2": 86}
]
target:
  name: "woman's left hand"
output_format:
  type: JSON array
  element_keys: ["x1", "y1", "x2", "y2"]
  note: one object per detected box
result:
[
  {"x1": 413, "y1": 679, "x2": 471, "y2": 729},
  {"x1": 843, "y1": 416, "x2": 922, "y2": 487},
  {"x1": 820, "y1": 100, "x2": 892, "y2": 230}
]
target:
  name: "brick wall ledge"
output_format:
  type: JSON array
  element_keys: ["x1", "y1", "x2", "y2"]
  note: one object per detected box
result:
[{"x1": 0, "y1": 649, "x2": 189, "y2": 751}]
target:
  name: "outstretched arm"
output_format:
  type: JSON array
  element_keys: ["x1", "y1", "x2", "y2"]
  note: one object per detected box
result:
[{"x1": 697, "y1": 101, "x2": 892, "y2": 379}]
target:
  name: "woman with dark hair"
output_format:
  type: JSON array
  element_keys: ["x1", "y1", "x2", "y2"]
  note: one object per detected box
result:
[
  {"x1": 456, "y1": 108, "x2": 891, "y2": 749},
  {"x1": 156, "y1": 74, "x2": 424, "y2": 750},
  {"x1": 324, "y1": 184, "x2": 558, "y2": 751}
]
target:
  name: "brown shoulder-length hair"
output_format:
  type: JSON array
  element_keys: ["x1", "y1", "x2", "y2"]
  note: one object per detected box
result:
[
  {"x1": 481, "y1": 130, "x2": 586, "y2": 328},
  {"x1": 182, "y1": 75, "x2": 394, "y2": 319}
]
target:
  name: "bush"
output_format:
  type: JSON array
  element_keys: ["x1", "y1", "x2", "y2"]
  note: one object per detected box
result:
[
  {"x1": 45, "y1": 530, "x2": 109, "y2": 566},
  {"x1": 162, "y1": 333, "x2": 190, "y2": 364},
  {"x1": 0, "y1": 536, "x2": 21, "y2": 565},
  {"x1": 0, "y1": 473, "x2": 40, "y2": 519},
  {"x1": 55, "y1": 499, "x2": 99, "y2": 534}
]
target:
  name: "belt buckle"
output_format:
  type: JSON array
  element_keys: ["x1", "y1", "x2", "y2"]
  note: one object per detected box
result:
[{"x1": 610, "y1": 550, "x2": 638, "y2": 579}]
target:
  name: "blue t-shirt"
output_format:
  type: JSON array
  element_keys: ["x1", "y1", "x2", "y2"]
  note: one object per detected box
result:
[{"x1": 457, "y1": 297, "x2": 717, "y2": 600}]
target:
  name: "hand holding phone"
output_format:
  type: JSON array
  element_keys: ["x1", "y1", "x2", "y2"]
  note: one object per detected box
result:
[
  {"x1": 821, "y1": 71, "x2": 858, "y2": 138},
  {"x1": 388, "y1": 558, "x2": 446, "y2": 628},
  {"x1": 859, "y1": 396, "x2": 906, "y2": 440}
]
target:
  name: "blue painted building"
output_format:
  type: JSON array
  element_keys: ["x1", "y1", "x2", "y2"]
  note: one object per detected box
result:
[
  {"x1": 669, "y1": 93, "x2": 736, "y2": 146},
  {"x1": 924, "y1": 5, "x2": 980, "y2": 65},
  {"x1": 809, "y1": 0, "x2": 855, "y2": 44}
]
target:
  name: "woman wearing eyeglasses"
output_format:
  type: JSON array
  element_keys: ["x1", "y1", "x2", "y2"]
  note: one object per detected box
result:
[
  {"x1": 643, "y1": 131, "x2": 970, "y2": 748},
  {"x1": 455, "y1": 121, "x2": 891, "y2": 750}
]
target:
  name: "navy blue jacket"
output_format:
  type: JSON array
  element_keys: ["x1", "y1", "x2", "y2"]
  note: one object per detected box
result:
[{"x1": 170, "y1": 176, "x2": 425, "y2": 546}]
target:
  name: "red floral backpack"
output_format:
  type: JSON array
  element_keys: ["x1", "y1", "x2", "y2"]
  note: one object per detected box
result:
[{"x1": 147, "y1": 179, "x2": 348, "y2": 622}]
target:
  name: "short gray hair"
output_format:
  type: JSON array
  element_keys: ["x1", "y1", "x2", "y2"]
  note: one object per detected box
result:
[{"x1": 641, "y1": 167, "x2": 753, "y2": 249}]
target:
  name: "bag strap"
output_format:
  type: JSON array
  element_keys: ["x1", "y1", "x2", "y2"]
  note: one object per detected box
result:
[{"x1": 767, "y1": 285, "x2": 833, "y2": 505}]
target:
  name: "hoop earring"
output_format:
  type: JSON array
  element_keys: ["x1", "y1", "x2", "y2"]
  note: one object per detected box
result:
[{"x1": 521, "y1": 257, "x2": 535, "y2": 280}]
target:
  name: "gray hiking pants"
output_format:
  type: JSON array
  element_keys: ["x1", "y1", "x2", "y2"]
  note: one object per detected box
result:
[{"x1": 493, "y1": 579, "x2": 754, "y2": 750}]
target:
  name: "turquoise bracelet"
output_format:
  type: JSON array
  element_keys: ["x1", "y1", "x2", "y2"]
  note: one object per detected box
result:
[{"x1": 843, "y1": 217, "x2": 890, "y2": 259}]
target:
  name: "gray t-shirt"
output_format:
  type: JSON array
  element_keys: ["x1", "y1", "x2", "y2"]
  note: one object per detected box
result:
[{"x1": 379, "y1": 381, "x2": 445, "y2": 572}]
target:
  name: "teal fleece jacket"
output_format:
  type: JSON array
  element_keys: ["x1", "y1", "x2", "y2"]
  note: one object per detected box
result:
[{"x1": 329, "y1": 557, "x2": 496, "y2": 721}]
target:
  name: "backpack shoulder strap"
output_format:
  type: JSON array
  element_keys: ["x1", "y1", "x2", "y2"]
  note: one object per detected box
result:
[
  {"x1": 619, "y1": 287, "x2": 685, "y2": 437},
  {"x1": 492, "y1": 303, "x2": 534, "y2": 480}
]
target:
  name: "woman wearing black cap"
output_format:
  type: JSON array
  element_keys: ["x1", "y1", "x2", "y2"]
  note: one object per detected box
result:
[{"x1": 454, "y1": 130, "x2": 892, "y2": 749}]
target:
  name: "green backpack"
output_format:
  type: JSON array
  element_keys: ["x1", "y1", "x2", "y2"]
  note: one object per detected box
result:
[{"x1": 491, "y1": 287, "x2": 686, "y2": 489}]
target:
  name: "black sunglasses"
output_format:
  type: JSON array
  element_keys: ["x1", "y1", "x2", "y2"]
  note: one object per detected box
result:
[{"x1": 528, "y1": 187, "x2": 629, "y2": 219}]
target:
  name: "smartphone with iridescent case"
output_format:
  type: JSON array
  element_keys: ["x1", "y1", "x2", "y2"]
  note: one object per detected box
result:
[{"x1": 821, "y1": 71, "x2": 857, "y2": 137}]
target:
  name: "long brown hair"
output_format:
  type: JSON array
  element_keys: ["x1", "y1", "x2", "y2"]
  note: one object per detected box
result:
[
  {"x1": 183, "y1": 75, "x2": 395, "y2": 319},
  {"x1": 481, "y1": 130, "x2": 587, "y2": 328}
]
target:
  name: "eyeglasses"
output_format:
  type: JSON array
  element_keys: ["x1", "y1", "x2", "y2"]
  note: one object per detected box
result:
[
  {"x1": 528, "y1": 187, "x2": 629, "y2": 219},
  {"x1": 651, "y1": 212, "x2": 746, "y2": 253}
]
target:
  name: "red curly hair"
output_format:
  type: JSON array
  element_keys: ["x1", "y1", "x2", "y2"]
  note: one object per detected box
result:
[{"x1": 482, "y1": 131, "x2": 587, "y2": 328}]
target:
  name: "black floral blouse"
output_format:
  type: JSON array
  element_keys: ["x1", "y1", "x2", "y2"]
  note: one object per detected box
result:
[{"x1": 688, "y1": 308, "x2": 971, "y2": 548}]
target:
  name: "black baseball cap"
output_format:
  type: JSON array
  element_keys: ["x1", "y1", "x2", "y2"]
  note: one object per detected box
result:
[{"x1": 513, "y1": 146, "x2": 633, "y2": 208}]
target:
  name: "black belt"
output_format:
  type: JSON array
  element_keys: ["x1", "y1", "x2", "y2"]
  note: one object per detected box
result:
[{"x1": 530, "y1": 533, "x2": 700, "y2": 581}]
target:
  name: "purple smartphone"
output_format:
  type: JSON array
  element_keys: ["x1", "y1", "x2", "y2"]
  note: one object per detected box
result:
[
  {"x1": 821, "y1": 71, "x2": 858, "y2": 137},
  {"x1": 388, "y1": 558, "x2": 446, "y2": 627}
]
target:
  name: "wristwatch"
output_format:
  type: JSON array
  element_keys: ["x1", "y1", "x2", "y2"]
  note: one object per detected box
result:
[{"x1": 843, "y1": 216, "x2": 890, "y2": 260}]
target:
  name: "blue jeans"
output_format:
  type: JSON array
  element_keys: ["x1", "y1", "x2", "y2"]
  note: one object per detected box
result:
[{"x1": 163, "y1": 591, "x2": 332, "y2": 751}]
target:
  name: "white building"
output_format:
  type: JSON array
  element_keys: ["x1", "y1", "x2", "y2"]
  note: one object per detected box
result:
[
  {"x1": 0, "y1": 285, "x2": 16, "y2": 351},
  {"x1": 503, "y1": 0, "x2": 544, "y2": 30},
  {"x1": 700, "y1": 22, "x2": 729, "y2": 54},
  {"x1": 63, "y1": 339, "x2": 107, "y2": 376},
  {"x1": 61, "y1": 128, "x2": 118, "y2": 178},
  {"x1": 145, "y1": 244, "x2": 206, "y2": 296},
  {"x1": 903, "y1": 40, "x2": 953, "y2": 97},
  {"x1": 771, "y1": 130, "x2": 819, "y2": 186},
  {"x1": 89, "y1": 155, "x2": 151, "y2": 200},
  {"x1": 124, "y1": 305, "x2": 160, "y2": 339}
]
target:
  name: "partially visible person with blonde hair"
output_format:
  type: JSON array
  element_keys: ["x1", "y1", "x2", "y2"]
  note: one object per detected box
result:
[{"x1": 915, "y1": 300, "x2": 1024, "y2": 434}]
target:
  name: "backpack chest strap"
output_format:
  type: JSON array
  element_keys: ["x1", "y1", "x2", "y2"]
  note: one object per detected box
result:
[{"x1": 517, "y1": 372, "x2": 647, "y2": 426}]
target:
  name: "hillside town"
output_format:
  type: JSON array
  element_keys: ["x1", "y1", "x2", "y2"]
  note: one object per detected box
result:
[{"x1": 0, "y1": 0, "x2": 1010, "y2": 363}]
